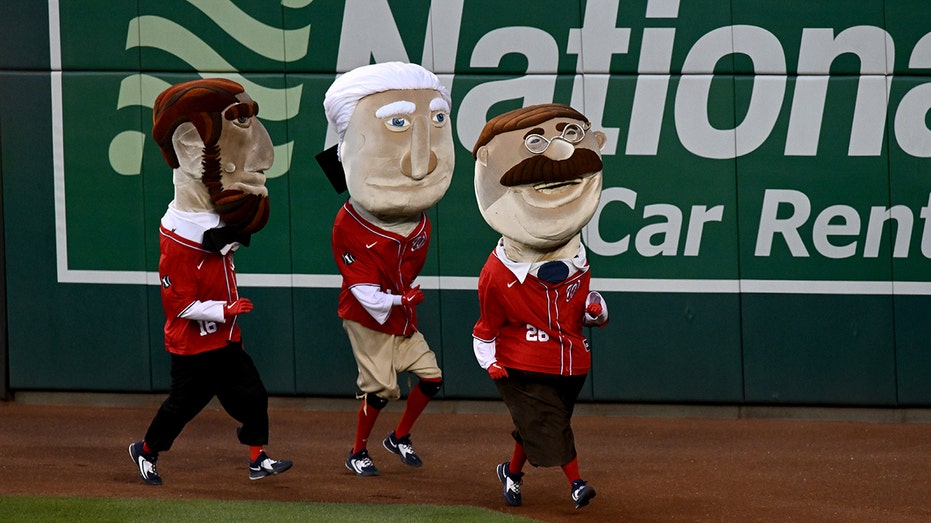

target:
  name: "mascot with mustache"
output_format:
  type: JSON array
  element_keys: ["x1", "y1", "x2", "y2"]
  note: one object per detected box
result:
[
  {"x1": 129, "y1": 78, "x2": 291, "y2": 486},
  {"x1": 471, "y1": 103, "x2": 609, "y2": 510}
]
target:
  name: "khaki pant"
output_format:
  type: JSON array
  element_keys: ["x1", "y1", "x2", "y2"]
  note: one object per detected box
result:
[{"x1": 343, "y1": 319, "x2": 442, "y2": 401}]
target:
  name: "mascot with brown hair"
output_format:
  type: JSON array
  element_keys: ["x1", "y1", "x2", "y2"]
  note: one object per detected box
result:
[
  {"x1": 321, "y1": 62, "x2": 454, "y2": 477},
  {"x1": 471, "y1": 103, "x2": 609, "y2": 509},
  {"x1": 129, "y1": 78, "x2": 291, "y2": 485}
]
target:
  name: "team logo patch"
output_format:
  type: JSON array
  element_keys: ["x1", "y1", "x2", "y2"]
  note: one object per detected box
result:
[
  {"x1": 566, "y1": 281, "x2": 580, "y2": 301},
  {"x1": 161, "y1": 275, "x2": 171, "y2": 288},
  {"x1": 342, "y1": 252, "x2": 355, "y2": 265},
  {"x1": 410, "y1": 232, "x2": 427, "y2": 252}
]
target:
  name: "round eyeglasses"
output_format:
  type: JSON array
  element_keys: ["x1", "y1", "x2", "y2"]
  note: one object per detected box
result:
[{"x1": 524, "y1": 122, "x2": 589, "y2": 154}]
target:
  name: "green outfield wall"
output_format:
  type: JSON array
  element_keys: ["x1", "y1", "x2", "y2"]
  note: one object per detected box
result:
[{"x1": 1, "y1": 0, "x2": 929, "y2": 405}]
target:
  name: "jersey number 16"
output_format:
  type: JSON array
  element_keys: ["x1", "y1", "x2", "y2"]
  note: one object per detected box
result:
[{"x1": 197, "y1": 320, "x2": 218, "y2": 336}]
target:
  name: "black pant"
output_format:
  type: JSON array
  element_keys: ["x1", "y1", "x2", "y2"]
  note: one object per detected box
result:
[
  {"x1": 495, "y1": 368, "x2": 588, "y2": 467},
  {"x1": 144, "y1": 342, "x2": 269, "y2": 453}
]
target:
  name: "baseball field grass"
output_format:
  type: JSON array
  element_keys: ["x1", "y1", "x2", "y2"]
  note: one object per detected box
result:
[{"x1": 0, "y1": 496, "x2": 540, "y2": 522}]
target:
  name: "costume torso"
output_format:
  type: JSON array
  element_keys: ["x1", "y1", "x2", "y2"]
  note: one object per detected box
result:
[
  {"x1": 332, "y1": 201, "x2": 430, "y2": 336},
  {"x1": 158, "y1": 225, "x2": 242, "y2": 355},
  {"x1": 473, "y1": 248, "x2": 592, "y2": 376}
]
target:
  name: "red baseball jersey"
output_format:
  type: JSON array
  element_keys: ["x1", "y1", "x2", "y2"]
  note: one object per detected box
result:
[
  {"x1": 332, "y1": 201, "x2": 430, "y2": 336},
  {"x1": 159, "y1": 225, "x2": 242, "y2": 355},
  {"x1": 473, "y1": 251, "x2": 592, "y2": 376}
]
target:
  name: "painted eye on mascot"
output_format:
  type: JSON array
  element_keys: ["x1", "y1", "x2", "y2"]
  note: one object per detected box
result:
[
  {"x1": 385, "y1": 116, "x2": 410, "y2": 131},
  {"x1": 562, "y1": 124, "x2": 583, "y2": 142},
  {"x1": 431, "y1": 111, "x2": 447, "y2": 127},
  {"x1": 233, "y1": 115, "x2": 251, "y2": 128},
  {"x1": 525, "y1": 135, "x2": 547, "y2": 154}
]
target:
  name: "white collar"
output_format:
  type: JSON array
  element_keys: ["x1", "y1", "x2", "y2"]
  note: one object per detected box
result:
[
  {"x1": 161, "y1": 202, "x2": 223, "y2": 244},
  {"x1": 493, "y1": 238, "x2": 588, "y2": 284}
]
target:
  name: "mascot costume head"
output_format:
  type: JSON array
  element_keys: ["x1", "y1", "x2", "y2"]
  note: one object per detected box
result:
[
  {"x1": 321, "y1": 61, "x2": 454, "y2": 224},
  {"x1": 472, "y1": 103, "x2": 607, "y2": 261},
  {"x1": 152, "y1": 78, "x2": 272, "y2": 251}
]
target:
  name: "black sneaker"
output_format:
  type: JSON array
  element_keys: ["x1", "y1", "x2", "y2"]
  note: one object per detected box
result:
[
  {"x1": 496, "y1": 461, "x2": 523, "y2": 506},
  {"x1": 570, "y1": 479, "x2": 596, "y2": 508},
  {"x1": 128, "y1": 441, "x2": 162, "y2": 486},
  {"x1": 249, "y1": 452, "x2": 293, "y2": 480},
  {"x1": 345, "y1": 448, "x2": 379, "y2": 476},
  {"x1": 383, "y1": 431, "x2": 423, "y2": 467}
]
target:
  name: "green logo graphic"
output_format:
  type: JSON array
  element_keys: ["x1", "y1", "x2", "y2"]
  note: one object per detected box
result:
[{"x1": 110, "y1": 0, "x2": 313, "y2": 178}]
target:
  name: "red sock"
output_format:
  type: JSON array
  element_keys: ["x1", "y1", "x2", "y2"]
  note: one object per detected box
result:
[
  {"x1": 250, "y1": 446, "x2": 263, "y2": 462},
  {"x1": 353, "y1": 399, "x2": 380, "y2": 453},
  {"x1": 142, "y1": 441, "x2": 153, "y2": 454},
  {"x1": 509, "y1": 442, "x2": 527, "y2": 474},
  {"x1": 394, "y1": 380, "x2": 437, "y2": 437},
  {"x1": 561, "y1": 457, "x2": 581, "y2": 484}
]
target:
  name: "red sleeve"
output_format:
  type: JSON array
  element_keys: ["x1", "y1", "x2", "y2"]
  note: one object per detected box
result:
[
  {"x1": 159, "y1": 235, "x2": 200, "y2": 319},
  {"x1": 331, "y1": 205, "x2": 387, "y2": 289},
  {"x1": 333, "y1": 234, "x2": 378, "y2": 288},
  {"x1": 472, "y1": 254, "x2": 508, "y2": 342}
]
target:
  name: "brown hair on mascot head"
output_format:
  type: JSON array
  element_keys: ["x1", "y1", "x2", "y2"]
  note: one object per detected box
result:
[{"x1": 152, "y1": 78, "x2": 271, "y2": 235}]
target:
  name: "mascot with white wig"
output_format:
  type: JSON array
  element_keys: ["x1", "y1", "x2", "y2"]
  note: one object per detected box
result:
[{"x1": 320, "y1": 62, "x2": 454, "y2": 477}]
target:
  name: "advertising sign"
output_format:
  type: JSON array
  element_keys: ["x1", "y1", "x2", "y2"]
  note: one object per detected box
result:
[{"x1": 48, "y1": 0, "x2": 931, "y2": 294}]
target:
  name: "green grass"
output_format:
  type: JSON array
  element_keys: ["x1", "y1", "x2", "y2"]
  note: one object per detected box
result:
[{"x1": 0, "y1": 496, "x2": 541, "y2": 523}]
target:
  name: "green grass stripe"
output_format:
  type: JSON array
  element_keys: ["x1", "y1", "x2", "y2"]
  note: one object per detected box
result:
[{"x1": 0, "y1": 496, "x2": 542, "y2": 523}]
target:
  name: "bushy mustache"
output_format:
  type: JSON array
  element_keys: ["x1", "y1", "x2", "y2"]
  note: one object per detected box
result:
[{"x1": 500, "y1": 148, "x2": 603, "y2": 187}]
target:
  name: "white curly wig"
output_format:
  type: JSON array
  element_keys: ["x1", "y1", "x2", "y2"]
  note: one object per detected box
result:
[{"x1": 323, "y1": 61, "x2": 451, "y2": 156}]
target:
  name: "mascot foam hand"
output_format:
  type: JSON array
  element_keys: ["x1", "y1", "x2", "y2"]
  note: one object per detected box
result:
[
  {"x1": 584, "y1": 291, "x2": 608, "y2": 326},
  {"x1": 401, "y1": 285, "x2": 425, "y2": 307},
  {"x1": 225, "y1": 298, "x2": 254, "y2": 317},
  {"x1": 487, "y1": 362, "x2": 509, "y2": 380}
]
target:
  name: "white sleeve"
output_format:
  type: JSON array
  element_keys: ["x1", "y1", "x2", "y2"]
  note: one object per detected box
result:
[
  {"x1": 472, "y1": 337, "x2": 497, "y2": 370},
  {"x1": 583, "y1": 291, "x2": 609, "y2": 326},
  {"x1": 178, "y1": 300, "x2": 227, "y2": 323},
  {"x1": 350, "y1": 284, "x2": 401, "y2": 325}
]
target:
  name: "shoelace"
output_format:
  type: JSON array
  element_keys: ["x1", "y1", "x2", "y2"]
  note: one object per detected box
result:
[
  {"x1": 398, "y1": 442, "x2": 415, "y2": 456},
  {"x1": 509, "y1": 479, "x2": 521, "y2": 494}
]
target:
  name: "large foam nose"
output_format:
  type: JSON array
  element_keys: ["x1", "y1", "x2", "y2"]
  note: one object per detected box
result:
[
  {"x1": 543, "y1": 137, "x2": 574, "y2": 161},
  {"x1": 405, "y1": 115, "x2": 435, "y2": 180}
]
